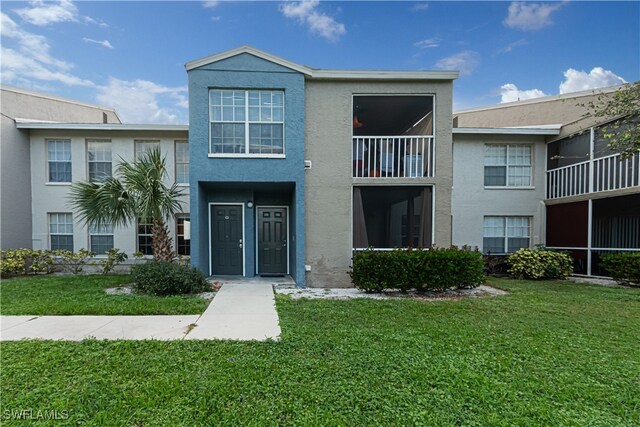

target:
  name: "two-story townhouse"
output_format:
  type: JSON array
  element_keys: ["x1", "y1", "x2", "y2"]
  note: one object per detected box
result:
[
  {"x1": 453, "y1": 88, "x2": 640, "y2": 275},
  {"x1": 0, "y1": 85, "x2": 121, "y2": 250},
  {"x1": 13, "y1": 122, "x2": 191, "y2": 259},
  {"x1": 184, "y1": 46, "x2": 458, "y2": 287}
]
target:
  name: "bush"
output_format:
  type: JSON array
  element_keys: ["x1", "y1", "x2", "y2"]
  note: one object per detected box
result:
[
  {"x1": 600, "y1": 252, "x2": 640, "y2": 286},
  {"x1": 131, "y1": 261, "x2": 210, "y2": 296},
  {"x1": 56, "y1": 249, "x2": 95, "y2": 274},
  {"x1": 99, "y1": 249, "x2": 128, "y2": 274},
  {"x1": 507, "y1": 248, "x2": 573, "y2": 280},
  {"x1": 1, "y1": 249, "x2": 57, "y2": 276},
  {"x1": 483, "y1": 255, "x2": 510, "y2": 276},
  {"x1": 349, "y1": 246, "x2": 485, "y2": 292}
]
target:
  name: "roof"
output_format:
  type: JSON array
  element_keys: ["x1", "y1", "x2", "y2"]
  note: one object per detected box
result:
[
  {"x1": 14, "y1": 120, "x2": 188, "y2": 132},
  {"x1": 453, "y1": 125, "x2": 561, "y2": 136},
  {"x1": 186, "y1": 45, "x2": 459, "y2": 81},
  {"x1": 1, "y1": 84, "x2": 121, "y2": 120}
]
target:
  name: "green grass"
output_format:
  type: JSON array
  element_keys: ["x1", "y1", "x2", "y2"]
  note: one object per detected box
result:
[
  {"x1": 1, "y1": 278, "x2": 639, "y2": 425},
  {"x1": 0, "y1": 275, "x2": 208, "y2": 315}
]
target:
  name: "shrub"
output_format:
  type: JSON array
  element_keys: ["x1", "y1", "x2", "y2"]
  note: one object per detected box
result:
[
  {"x1": 131, "y1": 261, "x2": 210, "y2": 296},
  {"x1": 56, "y1": 249, "x2": 95, "y2": 274},
  {"x1": 349, "y1": 246, "x2": 485, "y2": 292},
  {"x1": 600, "y1": 252, "x2": 640, "y2": 286},
  {"x1": 483, "y1": 255, "x2": 510, "y2": 276},
  {"x1": 507, "y1": 248, "x2": 573, "y2": 280},
  {"x1": 1, "y1": 249, "x2": 57, "y2": 276},
  {"x1": 99, "y1": 249, "x2": 128, "y2": 274}
]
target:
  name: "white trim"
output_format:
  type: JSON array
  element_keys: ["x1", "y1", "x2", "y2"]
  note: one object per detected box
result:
[
  {"x1": 208, "y1": 202, "x2": 246, "y2": 277},
  {"x1": 185, "y1": 45, "x2": 313, "y2": 75},
  {"x1": 255, "y1": 206, "x2": 290, "y2": 275},
  {"x1": 16, "y1": 121, "x2": 188, "y2": 131},
  {"x1": 208, "y1": 153, "x2": 286, "y2": 159},
  {"x1": 453, "y1": 127, "x2": 560, "y2": 135}
]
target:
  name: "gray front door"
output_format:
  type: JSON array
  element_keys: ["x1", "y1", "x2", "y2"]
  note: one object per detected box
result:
[
  {"x1": 210, "y1": 205, "x2": 243, "y2": 275},
  {"x1": 257, "y1": 207, "x2": 287, "y2": 274}
]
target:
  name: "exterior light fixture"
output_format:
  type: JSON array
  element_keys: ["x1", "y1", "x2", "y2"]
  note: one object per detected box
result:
[{"x1": 247, "y1": 201, "x2": 254, "y2": 208}]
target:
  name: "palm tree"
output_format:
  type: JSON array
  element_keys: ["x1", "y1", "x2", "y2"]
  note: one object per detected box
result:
[{"x1": 69, "y1": 147, "x2": 185, "y2": 262}]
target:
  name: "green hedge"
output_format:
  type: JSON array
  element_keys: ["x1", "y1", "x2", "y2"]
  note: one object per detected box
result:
[
  {"x1": 507, "y1": 248, "x2": 573, "y2": 280},
  {"x1": 131, "y1": 261, "x2": 210, "y2": 296},
  {"x1": 600, "y1": 252, "x2": 640, "y2": 286},
  {"x1": 349, "y1": 247, "x2": 485, "y2": 292}
]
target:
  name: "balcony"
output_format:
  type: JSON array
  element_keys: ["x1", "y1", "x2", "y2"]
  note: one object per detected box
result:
[
  {"x1": 546, "y1": 151, "x2": 640, "y2": 199},
  {"x1": 352, "y1": 136, "x2": 434, "y2": 178}
]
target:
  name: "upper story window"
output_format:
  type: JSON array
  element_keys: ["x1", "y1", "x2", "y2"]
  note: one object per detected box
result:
[
  {"x1": 135, "y1": 140, "x2": 160, "y2": 160},
  {"x1": 87, "y1": 140, "x2": 112, "y2": 182},
  {"x1": 209, "y1": 90, "x2": 284, "y2": 156},
  {"x1": 175, "y1": 140, "x2": 189, "y2": 184},
  {"x1": 484, "y1": 144, "x2": 532, "y2": 187},
  {"x1": 47, "y1": 139, "x2": 71, "y2": 183}
]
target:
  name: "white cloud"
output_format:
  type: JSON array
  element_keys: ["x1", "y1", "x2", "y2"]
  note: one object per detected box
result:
[
  {"x1": 504, "y1": 1, "x2": 566, "y2": 31},
  {"x1": 1, "y1": 47, "x2": 94, "y2": 87},
  {"x1": 280, "y1": 0, "x2": 346, "y2": 42},
  {"x1": 496, "y1": 39, "x2": 527, "y2": 54},
  {"x1": 83, "y1": 16, "x2": 108, "y2": 28},
  {"x1": 14, "y1": 0, "x2": 78, "y2": 26},
  {"x1": 559, "y1": 67, "x2": 627, "y2": 94},
  {"x1": 500, "y1": 83, "x2": 548, "y2": 103},
  {"x1": 410, "y1": 3, "x2": 429, "y2": 12},
  {"x1": 210, "y1": 16, "x2": 221, "y2": 22},
  {"x1": 82, "y1": 37, "x2": 114, "y2": 49},
  {"x1": 202, "y1": 0, "x2": 220, "y2": 8},
  {"x1": 95, "y1": 78, "x2": 188, "y2": 124},
  {"x1": 435, "y1": 50, "x2": 480, "y2": 76},
  {"x1": 414, "y1": 37, "x2": 439, "y2": 49}
]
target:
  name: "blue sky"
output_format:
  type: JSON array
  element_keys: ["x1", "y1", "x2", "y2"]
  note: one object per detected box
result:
[{"x1": 1, "y1": 1, "x2": 638, "y2": 124}]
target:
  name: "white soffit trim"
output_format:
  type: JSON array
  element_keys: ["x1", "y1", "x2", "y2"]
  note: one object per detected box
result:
[
  {"x1": 453, "y1": 126, "x2": 561, "y2": 135},
  {"x1": 185, "y1": 45, "x2": 313, "y2": 75},
  {"x1": 15, "y1": 121, "x2": 188, "y2": 132},
  {"x1": 185, "y1": 46, "x2": 458, "y2": 81}
]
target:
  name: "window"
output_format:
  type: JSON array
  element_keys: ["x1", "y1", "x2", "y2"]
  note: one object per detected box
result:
[
  {"x1": 87, "y1": 140, "x2": 112, "y2": 182},
  {"x1": 49, "y1": 213, "x2": 73, "y2": 251},
  {"x1": 47, "y1": 139, "x2": 71, "y2": 182},
  {"x1": 483, "y1": 216, "x2": 531, "y2": 254},
  {"x1": 176, "y1": 215, "x2": 190, "y2": 256},
  {"x1": 484, "y1": 145, "x2": 532, "y2": 187},
  {"x1": 89, "y1": 223, "x2": 114, "y2": 255},
  {"x1": 137, "y1": 220, "x2": 153, "y2": 255},
  {"x1": 175, "y1": 141, "x2": 189, "y2": 184},
  {"x1": 135, "y1": 140, "x2": 160, "y2": 160},
  {"x1": 353, "y1": 186, "x2": 432, "y2": 249},
  {"x1": 209, "y1": 90, "x2": 284, "y2": 155}
]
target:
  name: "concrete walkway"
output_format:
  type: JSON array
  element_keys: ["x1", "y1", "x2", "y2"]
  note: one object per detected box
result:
[{"x1": 0, "y1": 279, "x2": 281, "y2": 342}]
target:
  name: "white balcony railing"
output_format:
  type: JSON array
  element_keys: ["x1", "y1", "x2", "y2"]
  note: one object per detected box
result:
[
  {"x1": 547, "y1": 152, "x2": 640, "y2": 199},
  {"x1": 352, "y1": 136, "x2": 434, "y2": 178}
]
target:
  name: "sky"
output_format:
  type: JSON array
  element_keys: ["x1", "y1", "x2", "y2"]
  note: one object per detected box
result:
[{"x1": 1, "y1": 1, "x2": 638, "y2": 124}]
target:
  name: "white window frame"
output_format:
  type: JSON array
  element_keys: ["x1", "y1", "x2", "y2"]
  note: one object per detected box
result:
[
  {"x1": 175, "y1": 214, "x2": 190, "y2": 256},
  {"x1": 135, "y1": 140, "x2": 160, "y2": 161},
  {"x1": 137, "y1": 219, "x2": 154, "y2": 256},
  {"x1": 49, "y1": 213, "x2": 74, "y2": 251},
  {"x1": 208, "y1": 89, "x2": 285, "y2": 158},
  {"x1": 47, "y1": 139, "x2": 72, "y2": 183},
  {"x1": 483, "y1": 216, "x2": 531, "y2": 254},
  {"x1": 89, "y1": 223, "x2": 114, "y2": 255},
  {"x1": 87, "y1": 139, "x2": 112, "y2": 182},
  {"x1": 175, "y1": 140, "x2": 189, "y2": 185},
  {"x1": 484, "y1": 144, "x2": 533, "y2": 188}
]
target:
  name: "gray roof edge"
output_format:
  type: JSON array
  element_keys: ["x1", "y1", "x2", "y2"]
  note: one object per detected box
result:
[{"x1": 14, "y1": 121, "x2": 188, "y2": 131}]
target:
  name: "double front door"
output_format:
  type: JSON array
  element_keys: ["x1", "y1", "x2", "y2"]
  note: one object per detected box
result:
[{"x1": 210, "y1": 205, "x2": 288, "y2": 276}]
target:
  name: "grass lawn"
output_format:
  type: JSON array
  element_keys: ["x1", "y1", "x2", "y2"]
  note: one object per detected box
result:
[
  {"x1": 0, "y1": 275, "x2": 208, "y2": 315},
  {"x1": 1, "y1": 278, "x2": 639, "y2": 425}
]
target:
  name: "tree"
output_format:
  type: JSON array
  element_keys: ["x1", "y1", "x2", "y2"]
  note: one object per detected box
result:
[
  {"x1": 69, "y1": 147, "x2": 184, "y2": 262},
  {"x1": 585, "y1": 81, "x2": 640, "y2": 159}
]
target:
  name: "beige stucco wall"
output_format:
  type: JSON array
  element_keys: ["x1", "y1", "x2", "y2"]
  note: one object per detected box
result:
[
  {"x1": 451, "y1": 134, "x2": 547, "y2": 251},
  {"x1": 304, "y1": 79, "x2": 454, "y2": 287},
  {"x1": 29, "y1": 129, "x2": 189, "y2": 256},
  {"x1": 1, "y1": 86, "x2": 120, "y2": 249}
]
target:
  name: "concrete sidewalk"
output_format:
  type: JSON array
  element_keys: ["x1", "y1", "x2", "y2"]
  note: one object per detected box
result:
[{"x1": 0, "y1": 280, "x2": 281, "y2": 342}]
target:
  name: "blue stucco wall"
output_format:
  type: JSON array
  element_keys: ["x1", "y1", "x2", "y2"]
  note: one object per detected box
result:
[{"x1": 187, "y1": 53, "x2": 306, "y2": 286}]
